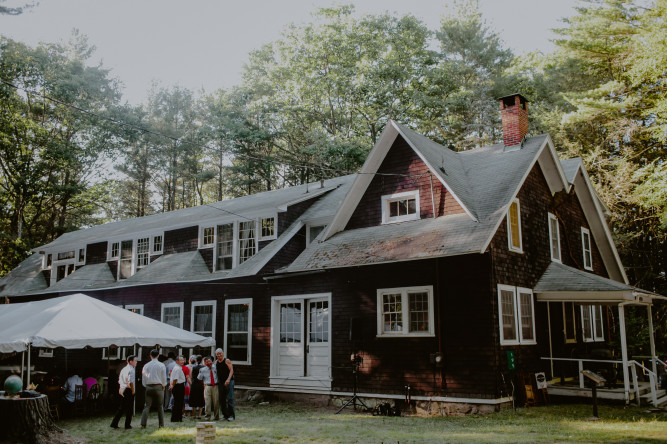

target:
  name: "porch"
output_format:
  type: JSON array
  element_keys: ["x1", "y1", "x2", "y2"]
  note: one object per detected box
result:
[
  {"x1": 534, "y1": 262, "x2": 667, "y2": 407},
  {"x1": 541, "y1": 356, "x2": 667, "y2": 407}
]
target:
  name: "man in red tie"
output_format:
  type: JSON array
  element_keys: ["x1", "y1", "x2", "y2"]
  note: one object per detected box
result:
[{"x1": 197, "y1": 356, "x2": 219, "y2": 420}]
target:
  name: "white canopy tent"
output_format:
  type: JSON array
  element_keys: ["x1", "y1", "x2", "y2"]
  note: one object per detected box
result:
[{"x1": 0, "y1": 293, "x2": 215, "y2": 385}]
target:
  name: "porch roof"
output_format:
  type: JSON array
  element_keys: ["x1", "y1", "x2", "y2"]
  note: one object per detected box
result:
[{"x1": 534, "y1": 262, "x2": 664, "y2": 304}]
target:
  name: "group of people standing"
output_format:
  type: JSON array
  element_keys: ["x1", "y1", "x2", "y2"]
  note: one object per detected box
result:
[{"x1": 109, "y1": 348, "x2": 235, "y2": 430}]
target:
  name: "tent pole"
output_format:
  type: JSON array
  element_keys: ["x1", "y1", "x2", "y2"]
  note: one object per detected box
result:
[
  {"x1": 21, "y1": 350, "x2": 25, "y2": 385},
  {"x1": 26, "y1": 343, "x2": 31, "y2": 387},
  {"x1": 547, "y1": 302, "x2": 554, "y2": 379}
]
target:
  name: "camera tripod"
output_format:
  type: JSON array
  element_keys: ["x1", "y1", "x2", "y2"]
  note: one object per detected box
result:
[{"x1": 336, "y1": 355, "x2": 369, "y2": 414}]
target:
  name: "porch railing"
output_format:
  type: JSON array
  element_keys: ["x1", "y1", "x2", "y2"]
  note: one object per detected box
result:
[{"x1": 541, "y1": 356, "x2": 663, "y2": 406}]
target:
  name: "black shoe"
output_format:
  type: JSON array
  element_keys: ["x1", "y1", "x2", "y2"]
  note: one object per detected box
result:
[
  {"x1": 125, "y1": 426, "x2": 132, "y2": 429},
  {"x1": 110, "y1": 424, "x2": 119, "y2": 429}
]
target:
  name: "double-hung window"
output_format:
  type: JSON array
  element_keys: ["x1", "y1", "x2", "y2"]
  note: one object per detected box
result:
[
  {"x1": 225, "y1": 299, "x2": 252, "y2": 363},
  {"x1": 497, "y1": 284, "x2": 536, "y2": 345},
  {"x1": 191, "y1": 301, "x2": 216, "y2": 338},
  {"x1": 381, "y1": 190, "x2": 420, "y2": 224},
  {"x1": 581, "y1": 305, "x2": 604, "y2": 342},
  {"x1": 118, "y1": 240, "x2": 133, "y2": 280},
  {"x1": 216, "y1": 223, "x2": 234, "y2": 270},
  {"x1": 507, "y1": 198, "x2": 522, "y2": 252},
  {"x1": 581, "y1": 228, "x2": 593, "y2": 270},
  {"x1": 238, "y1": 220, "x2": 256, "y2": 264},
  {"x1": 377, "y1": 286, "x2": 434, "y2": 337},
  {"x1": 548, "y1": 213, "x2": 561, "y2": 263},
  {"x1": 201, "y1": 226, "x2": 215, "y2": 247},
  {"x1": 136, "y1": 237, "x2": 150, "y2": 269},
  {"x1": 161, "y1": 302, "x2": 184, "y2": 329},
  {"x1": 152, "y1": 235, "x2": 163, "y2": 255},
  {"x1": 109, "y1": 242, "x2": 120, "y2": 260}
]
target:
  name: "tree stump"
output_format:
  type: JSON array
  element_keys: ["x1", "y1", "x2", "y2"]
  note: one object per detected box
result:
[{"x1": 0, "y1": 395, "x2": 62, "y2": 444}]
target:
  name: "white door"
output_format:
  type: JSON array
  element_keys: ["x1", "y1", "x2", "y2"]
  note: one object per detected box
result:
[{"x1": 273, "y1": 295, "x2": 331, "y2": 389}]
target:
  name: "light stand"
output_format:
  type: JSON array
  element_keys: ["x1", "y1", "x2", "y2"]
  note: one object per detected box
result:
[{"x1": 336, "y1": 354, "x2": 369, "y2": 414}]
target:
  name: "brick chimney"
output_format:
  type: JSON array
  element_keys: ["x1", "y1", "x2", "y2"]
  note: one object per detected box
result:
[{"x1": 499, "y1": 93, "x2": 529, "y2": 147}]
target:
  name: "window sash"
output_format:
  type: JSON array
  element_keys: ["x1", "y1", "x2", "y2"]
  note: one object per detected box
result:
[
  {"x1": 260, "y1": 217, "x2": 276, "y2": 240},
  {"x1": 217, "y1": 223, "x2": 234, "y2": 270},
  {"x1": 581, "y1": 228, "x2": 593, "y2": 270},
  {"x1": 193, "y1": 304, "x2": 214, "y2": 336},
  {"x1": 280, "y1": 302, "x2": 301, "y2": 343},
  {"x1": 381, "y1": 191, "x2": 420, "y2": 224},
  {"x1": 225, "y1": 299, "x2": 252, "y2": 364},
  {"x1": 508, "y1": 199, "x2": 522, "y2": 252},
  {"x1": 377, "y1": 286, "x2": 433, "y2": 337},
  {"x1": 518, "y1": 289, "x2": 535, "y2": 342},
  {"x1": 162, "y1": 303, "x2": 183, "y2": 329},
  {"x1": 152, "y1": 235, "x2": 163, "y2": 254},
  {"x1": 238, "y1": 220, "x2": 256, "y2": 264},
  {"x1": 136, "y1": 237, "x2": 149, "y2": 268},
  {"x1": 119, "y1": 240, "x2": 133, "y2": 280},
  {"x1": 498, "y1": 284, "x2": 536, "y2": 345},
  {"x1": 563, "y1": 302, "x2": 577, "y2": 343},
  {"x1": 202, "y1": 226, "x2": 215, "y2": 246},
  {"x1": 548, "y1": 213, "x2": 561, "y2": 262}
]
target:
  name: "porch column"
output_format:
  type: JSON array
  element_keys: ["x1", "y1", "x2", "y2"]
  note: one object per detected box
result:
[
  {"x1": 618, "y1": 303, "x2": 630, "y2": 404},
  {"x1": 647, "y1": 304, "x2": 657, "y2": 376}
]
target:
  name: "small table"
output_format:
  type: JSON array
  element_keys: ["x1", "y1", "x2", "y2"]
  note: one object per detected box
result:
[{"x1": 0, "y1": 394, "x2": 61, "y2": 443}]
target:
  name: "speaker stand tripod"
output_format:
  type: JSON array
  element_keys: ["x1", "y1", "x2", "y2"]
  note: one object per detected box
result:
[{"x1": 336, "y1": 357, "x2": 368, "y2": 414}]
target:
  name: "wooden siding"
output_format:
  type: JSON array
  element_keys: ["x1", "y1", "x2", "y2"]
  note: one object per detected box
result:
[
  {"x1": 85, "y1": 241, "x2": 107, "y2": 265},
  {"x1": 346, "y1": 137, "x2": 464, "y2": 230},
  {"x1": 489, "y1": 163, "x2": 611, "y2": 377},
  {"x1": 164, "y1": 226, "x2": 198, "y2": 254}
]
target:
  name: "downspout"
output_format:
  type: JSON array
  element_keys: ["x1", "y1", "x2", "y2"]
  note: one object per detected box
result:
[
  {"x1": 429, "y1": 174, "x2": 436, "y2": 218},
  {"x1": 27, "y1": 343, "x2": 31, "y2": 387},
  {"x1": 435, "y1": 258, "x2": 446, "y2": 392}
]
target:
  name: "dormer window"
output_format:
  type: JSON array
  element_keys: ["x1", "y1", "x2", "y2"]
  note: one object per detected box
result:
[
  {"x1": 259, "y1": 216, "x2": 276, "y2": 241},
  {"x1": 382, "y1": 190, "x2": 420, "y2": 224},
  {"x1": 507, "y1": 198, "x2": 522, "y2": 253},
  {"x1": 201, "y1": 227, "x2": 215, "y2": 247},
  {"x1": 136, "y1": 237, "x2": 150, "y2": 269},
  {"x1": 109, "y1": 242, "x2": 120, "y2": 260},
  {"x1": 548, "y1": 213, "x2": 561, "y2": 263},
  {"x1": 152, "y1": 235, "x2": 163, "y2": 254}
]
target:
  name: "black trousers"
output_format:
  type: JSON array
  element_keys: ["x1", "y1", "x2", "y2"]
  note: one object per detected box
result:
[
  {"x1": 111, "y1": 388, "x2": 134, "y2": 428},
  {"x1": 170, "y1": 383, "x2": 184, "y2": 422}
]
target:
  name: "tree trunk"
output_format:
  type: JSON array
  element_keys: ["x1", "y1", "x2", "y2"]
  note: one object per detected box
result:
[{"x1": 0, "y1": 395, "x2": 62, "y2": 444}]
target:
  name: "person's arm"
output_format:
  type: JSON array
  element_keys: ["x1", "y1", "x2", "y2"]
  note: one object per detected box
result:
[{"x1": 225, "y1": 360, "x2": 234, "y2": 386}]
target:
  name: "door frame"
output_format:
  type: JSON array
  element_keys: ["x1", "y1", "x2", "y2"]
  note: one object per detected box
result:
[{"x1": 269, "y1": 293, "x2": 332, "y2": 391}]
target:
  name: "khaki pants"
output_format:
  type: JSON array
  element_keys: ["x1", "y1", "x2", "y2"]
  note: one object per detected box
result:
[{"x1": 203, "y1": 385, "x2": 219, "y2": 420}]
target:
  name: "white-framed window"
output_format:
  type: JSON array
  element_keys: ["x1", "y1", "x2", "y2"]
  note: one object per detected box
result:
[
  {"x1": 581, "y1": 305, "x2": 604, "y2": 342},
  {"x1": 259, "y1": 216, "x2": 277, "y2": 241},
  {"x1": 191, "y1": 300, "x2": 216, "y2": 338},
  {"x1": 225, "y1": 298, "x2": 252, "y2": 364},
  {"x1": 136, "y1": 237, "x2": 150, "y2": 269},
  {"x1": 307, "y1": 225, "x2": 326, "y2": 245},
  {"x1": 161, "y1": 302, "x2": 184, "y2": 329},
  {"x1": 548, "y1": 213, "x2": 561, "y2": 263},
  {"x1": 376, "y1": 286, "x2": 434, "y2": 337},
  {"x1": 238, "y1": 220, "x2": 257, "y2": 264},
  {"x1": 216, "y1": 223, "x2": 234, "y2": 270},
  {"x1": 381, "y1": 190, "x2": 420, "y2": 224},
  {"x1": 51, "y1": 253, "x2": 76, "y2": 285},
  {"x1": 201, "y1": 226, "x2": 215, "y2": 247},
  {"x1": 507, "y1": 198, "x2": 523, "y2": 253},
  {"x1": 125, "y1": 304, "x2": 144, "y2": 315},
  {"x1": 77, "y1": 247, "x2": 86, "y2": 265},
  {"x1": 118, "y1": 239, "x2": 133, "y2": 280},
  {"x1": 152, "y1": 234, "x2": 163, "y2": 254},
  {"x1": 102, "y1": 346, "x2": 122, "y2": 360},
  {"x1": 43, "y1": 253, "x2": 53, "y2": 270},
  {"x1": 563, "y1": 302, "x2": 577, "y2": 343},
  {"x1": 108, "y1": 241, "x2": 120, "y2": 260},
  {"x1": 581, "y1": 227, "x2": 593, "y2": 270},
  {"x1": 497, "y1": 284, "x2": 536, "y2": 345}
]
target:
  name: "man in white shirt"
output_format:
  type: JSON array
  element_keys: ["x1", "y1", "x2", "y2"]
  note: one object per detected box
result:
[
  {"x1": 140, "y1": 349, "x2": 167, "y2": 429},
  {"x1": 62, "y1": 370, "x2": 83, "y2": 404},
  {"x1": 110, "y1": 355, "x2": 137, "y2": 430},
  {"x1": 197, "y1": 356, "x2": 219, "y2": 420},
  {"x1": 163, "y1": 352, "x2": 176, "y2": 410},
  {"x1": 168, "y1": 355, "x2": 186, "y2": 422}
]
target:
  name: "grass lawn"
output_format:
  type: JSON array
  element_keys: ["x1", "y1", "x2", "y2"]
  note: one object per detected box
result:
[{"x1": 55, "y1": 402, "x2": 666, "y2": 443}]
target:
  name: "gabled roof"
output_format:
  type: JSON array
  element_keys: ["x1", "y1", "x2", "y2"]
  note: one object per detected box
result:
[
  {"x1": 284, "y1": 122, "x2": 627, "y2": 282},
  {"x1": 534, "y1": 262, "x2": 663, "y2": 304},
  {"x1": 1, "y1": 175, "x2": 355, "y2": 297},
  {"x1": 37, "y1": 177, "x2": 349, "y2": 253}
]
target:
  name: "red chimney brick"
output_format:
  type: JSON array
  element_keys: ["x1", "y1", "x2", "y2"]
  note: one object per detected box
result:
[{"x1": 499, "y1": 94, "x2": 529, "y2": 147}]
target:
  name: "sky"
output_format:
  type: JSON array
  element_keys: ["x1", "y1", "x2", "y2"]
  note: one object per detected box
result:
[{"x1": 0, "y1": 0, "x2": 579, "y2": 105}]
